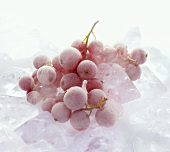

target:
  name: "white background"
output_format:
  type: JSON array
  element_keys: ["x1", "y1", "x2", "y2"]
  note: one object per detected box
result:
[{"x1": 0, "y1": 0, "x2": 170, "y2": 57}]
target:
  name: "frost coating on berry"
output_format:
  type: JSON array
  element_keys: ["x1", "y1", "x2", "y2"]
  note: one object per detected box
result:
[
  {"x1": 88, "y1": 40, "x2": 104, "y2": 55},
  {"x1": 70, "y1": 110, "x2": 90, "y2": 131},
  {"x1": 33, "y1": 55, "x2": 51, "y2": 69},
  {"x1": 130, "y1": 48, "x2": 147, "y2": 64},
  {"x1": 77, "y1": 60, "x2": 97, "y2": 80},
  {"x1": 86, "y1": 78, "x2": 103, "y2": 92},
  {"x1": 37, "y1": 66, "x2": 57, "y2": 85},
  {"x1": 114, "y1": 43, "x2": 128, "y2": 57},
  {"x1": 37, "y1": 84, "x2": 58, "y2": 98},
  {"x1": 102, "y1": 46, "x2": 118, "y2": 63},
  {"x1": 51, "y1": 102, "x2": 71, "y2": 123},
  {"x1": 19, "y1": 76, "x2": 34, "y2": 91},
  {"x1": 60, "y1": 73, "x2": 82, "y2": 91},
  {"x1": 64, "y1": 86, "x2": 87, "y2": 110},
  {"x1": 59, "y1": 47, "x2": 82, "y2": 70},
  {"x1": 71, "y1": 39, "x2": 86, "y2": 52},
  {"x1": 27, "y1": 91, "x2": 42, "y2": 105},
  {"x1": 125, "y1": 64, "x2": 142, "y2": 81},
  {"x1": 88, "y1": 89, "x2": 106, "y2": 107},
  {"x1": 95, "y1": 107, "x2": 116, "y2": 127},
  {"x1": 41, "y1": 98, "x2": 56, "y2": 112},
  {"x1": 53, "y1": 71, "x2": 63, "y2": 88},
  {"x1": 52, "y1": 56, "x2": 65, "y2": 73}
]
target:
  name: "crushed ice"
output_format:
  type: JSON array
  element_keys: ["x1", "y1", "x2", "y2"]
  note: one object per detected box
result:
[{"x1": 0, "y1": 17, "x2": 170, "y2": 152}]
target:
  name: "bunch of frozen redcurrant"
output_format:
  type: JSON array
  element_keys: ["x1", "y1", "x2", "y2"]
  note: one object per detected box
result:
[{"x1": 18, "y1": 21, "x2": 147, "y2": 131}]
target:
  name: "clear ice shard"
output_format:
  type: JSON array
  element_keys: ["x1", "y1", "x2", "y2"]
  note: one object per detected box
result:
[
  {"x1": 145, "y1": 47, "x2": 170, "y2": 91},
  {"x1": 133, "y1": 65, "x2": 167, "y2": 97},
  {"x1": 0, "y1": 129, "x2": 27, "y2": 152},
  {"x1": 15, "y1": 111, "x2": 137, "y2": 152},
  {"x1": 15, "y1": 112, "x2": 72, "y2": 152},
  {"x1": 0, "y1": 67, "x2": 32, "y2": 97},
  {"x1": 122, "y1": 97, "x2": 170, "y2": 151},
  {"x1": 121, "y1": 26, "x2": 141, "y2": 50},
  {"x1": 0, "y1": 95, "x2": 38, "y2": 130},
  {"x1": 27, "y1": 140, "x2": 56, "y2": 152},
  {"x1": 96, "y1": 63, "x2": 141, "y2": 103}
]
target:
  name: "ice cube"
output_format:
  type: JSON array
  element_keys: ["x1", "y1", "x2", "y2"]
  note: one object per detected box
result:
[
  {"x1": 121, "y1": 26, "x2": 141, "y2": 50},
  {"x1": 96, "y1": 63, "x2": 141, "y2": 103},
  {"x1": 28, "y1": 140, "x2": 56, "y2": 152},
  {"x1": 0, "y1": 53, "x2": 14, "y2": 73},
  {"x1": 0, "y1": 95, "x2": 38, "y2": 130},
  {"x1": 133, "y1": 65, "x2": 167, "y2": 97},
  {"x1": 0, "y1": 129, "x2": 27, "y2": 152},
  {"x1": 72, "y1": 125, "x2": 135, "y2": 152},
  {"x1": 15, "y1": 112, "x2": 71, "y2": 151},
  {"x1": 15, "y1": 111, "x2": 137, "y2": 152},
  {"x1": 122, "y1": 97, "x2": 170, "y2": 151},
  {"x1": 145, "y1": 47, "x2": 170, "y2": 91},
  {"x1": 0, "y1": 67, "x2": 32, "y2": 97}
]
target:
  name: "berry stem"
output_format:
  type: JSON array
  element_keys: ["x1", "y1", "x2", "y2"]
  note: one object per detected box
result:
[
  {"x1": 82, "y1": 20, "x2": 99, "y2": 59},
  {"x1": 125, "y1": 56, "x2": 138, "y2": 66},
  {"x1": 146, "y1": 53, "x2": 148, "y2": 57},
  {"x1": 81, "y1": 97, "x2": 108, "y2": 116}
]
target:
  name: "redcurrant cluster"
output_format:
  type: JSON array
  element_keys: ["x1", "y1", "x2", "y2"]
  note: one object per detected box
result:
[{"x1": 18, "y1": 21, "x2": 147, "y2": 131}]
